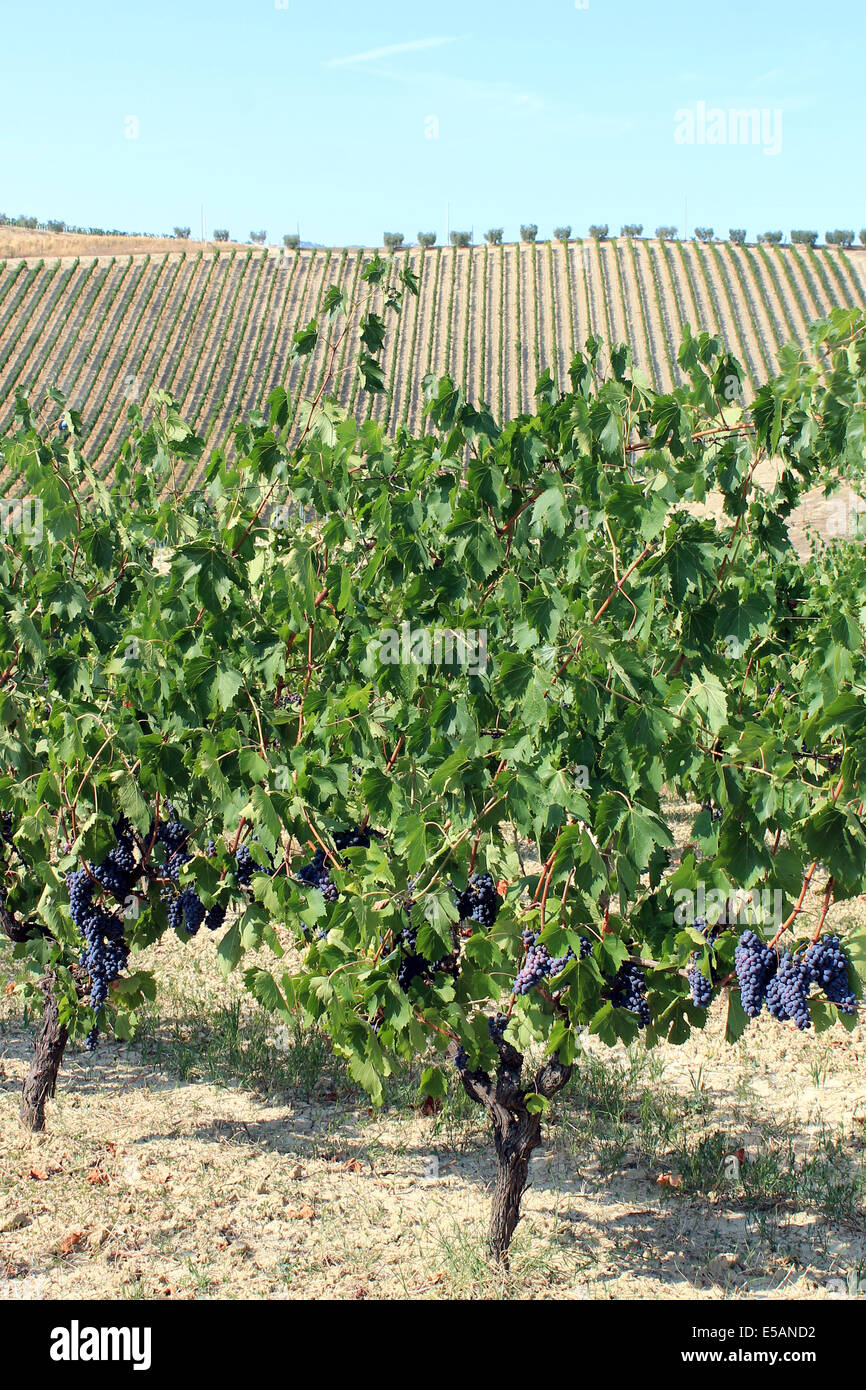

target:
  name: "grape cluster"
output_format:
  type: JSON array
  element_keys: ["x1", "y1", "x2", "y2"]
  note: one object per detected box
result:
[
  {"x1": 688, "y1": 960, "x2": 714, "y2": 1008},
  {"x1": 453, "y1": 873, "x2": 500, "y2": 927},
  {"x1": 735, "y1": 930, "x2": 778, "y2": 1016},
  {"x1": 734, "y1": 930, "x2": 858, "y2": 1028},
  {"x1": 765, "y1": 953, "x2": 813, "y2": 1030},
  {"x1": 454, "y1": 1047, "x2": 469, "y2": 1070},
  {"x1": 607, "y1": 962, "x2": 651, "y2": 1028},
  {"x1": 90, "y1": 820, "x2": 137, "y2": 901},
  {"x1": 205, "y1": 903, "x2": 227, "y2": 933},
  {"x1": 701, "y1": 800, "x2": 724, "y2": 823},
  {"x1": 296, "y1": 825, "x2": 373, "y2": 905},
  {"x1": 67, "y1": 819, "x2": 138, "y2": 1032},
  {"x1": 155, "y1": 812, "x2": 192, "y2": 881},
  {"x1": 488, "y1": 1012, "x2": 508, "y2": 1042},
  {"x1": 398, "y1": 952, "x2": 431, "y2": 993},
  {"x1": 297, "y1": 847, "x2": 339, "y2": 903},
  {"x1": 68, "y1": 864, "x2": 129, "y2": 1014},
  {"x1": 687, "y1": 915, "x2": 723, "y2": 1009},
  {"x1": 803, "y1": 935, "x2": 857, "y2": 1014},
  {"x1": 0, "y1": 810, "x2": 13, "y2": 842},
  {"x1": 512, "y1": 929, "x2": 590, "y2": 996}
]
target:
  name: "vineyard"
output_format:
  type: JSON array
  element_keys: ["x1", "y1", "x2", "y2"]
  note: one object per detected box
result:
[{"x1": 1, "y1": 239, "x2": 865, "y2": 488}]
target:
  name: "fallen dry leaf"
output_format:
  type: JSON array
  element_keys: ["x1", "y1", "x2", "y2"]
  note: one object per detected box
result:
[
  {"x1": 57, "y1": 1231, "x2": 84, "y2": 1256},
  {"x1": 287, "y1": 1204, "x2": 315, "y2": 1220},
  {"x1": 85, "y1": 1169, "x2": 109, "y2": 1186},
  {"x1": 343, "y1": 1159, "x2": 362, "y2": 1173},
  {"x1": 29, "y1": 1167, "x2": 48, "y2": 1182},
  {"x1": 421, "y1": 1095, "x2": 441, "y2": 1117}
]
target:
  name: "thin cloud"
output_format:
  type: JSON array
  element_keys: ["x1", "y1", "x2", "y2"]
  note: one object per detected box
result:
[{"x1": 325, "y1": 37, "x2": 462, "y2": 69}]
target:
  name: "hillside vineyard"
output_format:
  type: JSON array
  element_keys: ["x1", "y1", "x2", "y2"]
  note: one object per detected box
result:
[{"x1": 1, "y1": 238, "x2": 865, "y2": 487}]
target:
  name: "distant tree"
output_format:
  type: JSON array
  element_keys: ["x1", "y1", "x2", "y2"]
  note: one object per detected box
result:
[
  {"x1": 728, "y1": 229, "x2": 747, "y2": 245},
  {"x1": 860, "y1": 230, "x2": 866, "y2": 246},
  {"x1": 520, "y1": 224, "x2": 538, "y2": 242},
  {"x1": 656, "y1": 226, "x2": 677, "y2": 241},
  {"x1": 484, "y1": 229, "x2": 503, "y2": 245},
  {"x1": 620, "y1": 224, "x2": 643, "y2": 238},
  {"x1": 282, "y1": 233, "x2": 299, "y2": 249},
  {"x1": 553, "y1": 226, "x2": 572, "y2": 242},
  {"x1": 693, "y1": 227, "x2": 715, "y2": 242},
  {"x1": 16, "y1": 215, "x2": 38, "y2": 230},
  {"x1": 45, "y1": 220, "x2": 66, "y2": 233},
  {"x1": 417, "y1": 232, "x2": 437, "y2": 248},
  {"x1": 450, "y1": 231, "x2": 472, "y2": 248},
  {"x1": 250, "y1": 230, "x2": 268, "y2": 245},
  {"x1": 214, "y1": 229, "x2": 230, "y2": 242},
  {"x1": 173, "y1": 226, "x2": 191, "y2": 239},
  {"x1": 383, "y1": 232, "x2": 404, "y2": 251},
  {"x1": 588, "y1": 224, "x2": 609, "y2": 240},
  {"x1": 825, "y1": 229, "x2": 855, "y2": 247},
  {"x1": 791, "y1": 230, "x2": 818, "y2": 247},
  {"x1": 757, "y1": 231, "x2": 784, "y2": 244}
]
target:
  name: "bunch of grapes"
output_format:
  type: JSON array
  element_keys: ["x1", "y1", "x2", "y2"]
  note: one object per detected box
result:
[
  {"x1": 734, "y1": 930, "x2": 778, "y2": 1016},
  {"x1": 453, "y1": 873, "x2": 500, "y2": 927},
  {"x1": 488, "y1": 1012, "x2": 508, "y2": 1042},
  {"x1": 687, "y1": 959, "x2": 714, "y2": 1008},
  {"x1": 154, "y1": 811, "x2": 192, "y2": 882},
  {"x1": 765, "y1": 952, "x2": 813, "y2": 1030},
  {"x1": 700, "y1": 800, "x2": 724, "y2": 823},
  {"x1": 235, "y1": 841, "x2": 274, "y2": 888},
  {"x1": 0, "y1": 810, "x2": 13, "y2": 843},
  {"x1": 79, "y1": 909, "x2": 128, "y2": 1009},
  {"x1": 296, "y1": 846, "x2": 339, "y2": 903},
  {"x1": 607, "y1": 961, "x2": 651, "y2": 1027},
  {"x1": 205, "y1": 903, "x2": 227, "y2": 933},
  {"x1": 512, "y1": 929, "x2": 589, "y2": 997},
  {"x1": 67, "y1": 819, "x2": 138, "y2": 1034},
  {"x1": 90, "y1": 819, "x2": 137, "y2": 900},
  {"x1": 687, "y1": 915, "x2": 724, "y2": 1008},
  {"x1": 803, "y1": 935, "x2": 857, "y2": 1014},
  {"x1": 296, "y1": 826, "x2": 373, "y2": 906},
  {"x1": 397, "y1": 952, "x2": 431, "y2": 993}
]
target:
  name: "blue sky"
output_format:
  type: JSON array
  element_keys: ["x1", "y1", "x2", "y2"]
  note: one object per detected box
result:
[{"x1": 2, "y1": 0, "x2": 862, "y2": 245}]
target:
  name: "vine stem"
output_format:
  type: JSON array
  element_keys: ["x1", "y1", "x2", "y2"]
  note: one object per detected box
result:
[
  {"x1": 768, "y1": 773, "x2": 844, "y2": 946},
  {"x1": 811, "y1": 877, "x2": 834, "y2": 943},
  {"x1": 229, "y1": 817, "x2": 247, "y2": 856}
]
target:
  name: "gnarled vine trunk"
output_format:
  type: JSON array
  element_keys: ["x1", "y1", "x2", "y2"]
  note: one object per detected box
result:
[
  {"x1": 20, "y1": 974, "x2": 68, "y2": 1132},
  {"x1": 458, "y1": 1036, "x2": 572, "y2": 1267},
  {"x1": 487, "y1": 1103, "x2": 543, "y2": 1263}
]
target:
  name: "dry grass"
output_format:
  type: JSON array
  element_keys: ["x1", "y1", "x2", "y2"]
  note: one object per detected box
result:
[{"x1": 0, "y1": 230, "x2": 254, "y2": 260}]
